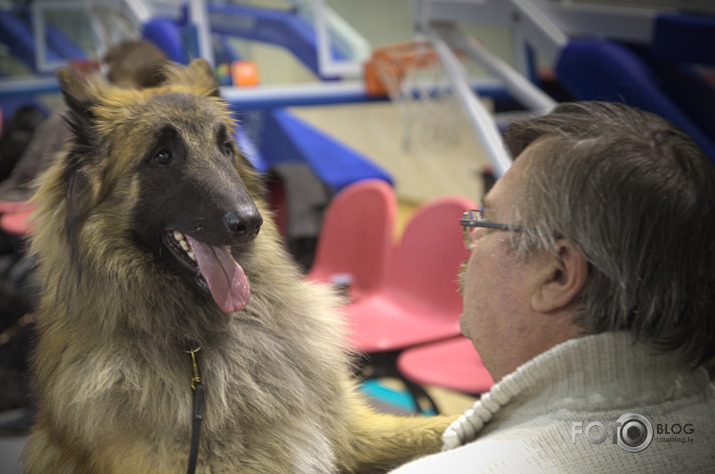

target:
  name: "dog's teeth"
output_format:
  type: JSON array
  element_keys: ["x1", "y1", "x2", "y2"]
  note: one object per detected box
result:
[{"x1": 170, "y1": 230, "x2": 195, "y2": 262}]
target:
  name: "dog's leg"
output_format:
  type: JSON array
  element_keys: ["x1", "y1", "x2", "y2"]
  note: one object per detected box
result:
[{"x1": 337, "y1": 399, "x2": 456, "y2": 473}]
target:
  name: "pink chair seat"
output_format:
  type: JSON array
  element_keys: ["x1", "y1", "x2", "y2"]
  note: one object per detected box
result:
[
  {"x1": 397, "y1": 336, "x2": 494, "y2": 394},
  {"x1": 338, "y1": 194, "x2": 475, "y2": 413},
  {"x1": 0, "y1": 200, "x2": 32, "y2": 214},
  {"x1": 1, "y1": 210, "x2": 33, "y2": 235},
  {"x1": 342, "y1": 194, "x2": 475, "y2": 353},
  {"x1": 0, "y1": 204, "x2": 34, "y2": 236},
  {"x1": 346, "y1": 291, "x2": 462, "y2": 352}
]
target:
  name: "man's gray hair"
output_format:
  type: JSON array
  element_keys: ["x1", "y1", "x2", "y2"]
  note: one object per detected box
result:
[{"x1": 503, "y1": 101, "x2": 715, "y2": 367}]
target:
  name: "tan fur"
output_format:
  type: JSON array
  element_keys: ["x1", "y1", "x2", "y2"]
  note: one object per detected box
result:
[{"x1": 24, "y1": 59, "x2": 453, "y2": 473}]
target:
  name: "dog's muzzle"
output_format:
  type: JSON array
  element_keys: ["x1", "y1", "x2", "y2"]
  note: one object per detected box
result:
[{"x1": 166, "y1": 208, "x2": 262, "y2": 314}]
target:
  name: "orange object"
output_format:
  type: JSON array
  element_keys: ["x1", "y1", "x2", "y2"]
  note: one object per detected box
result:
[
  {"x1": 363, "y1": 41, "x2": 439, "y2": 97},
  {"x1": 231, "y1": 60, "x2": 259, "y2": 87}
]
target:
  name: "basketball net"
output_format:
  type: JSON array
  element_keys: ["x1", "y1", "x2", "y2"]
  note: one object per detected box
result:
[{"x1": 364, "y1": 41, "x2": 463, "y2": 152}]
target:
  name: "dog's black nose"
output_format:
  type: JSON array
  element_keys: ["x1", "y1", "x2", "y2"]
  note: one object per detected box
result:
[{"x1": 224, "y1": 209, "x2": 263, "y2": 241}]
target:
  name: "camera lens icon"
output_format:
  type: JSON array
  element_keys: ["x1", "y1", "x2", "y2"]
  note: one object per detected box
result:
[{"x1": 616, "y1": 413, "x2": 653, "y2": 453}]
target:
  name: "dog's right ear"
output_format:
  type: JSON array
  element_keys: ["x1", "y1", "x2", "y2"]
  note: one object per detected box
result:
[
  {"x1": 56, "y1": 68, "x2": 98, "y2": 149},
  {"x1": 161, "y1": 58, "x2": 220, "y2": 98}
]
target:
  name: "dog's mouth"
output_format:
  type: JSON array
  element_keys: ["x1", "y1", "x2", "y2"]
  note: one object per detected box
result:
[{"x1": 164, "y1": 230, "x2": 250, "y2": 314}]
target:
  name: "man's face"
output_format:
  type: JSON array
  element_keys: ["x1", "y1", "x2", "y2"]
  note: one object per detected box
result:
[{"x1": 460, "y1": 147, "x2": 541, "y2": 379}]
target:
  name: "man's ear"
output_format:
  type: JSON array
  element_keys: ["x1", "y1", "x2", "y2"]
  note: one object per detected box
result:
[{"x1": 530, "y1": 239, "x2": 588, "y2": 313}]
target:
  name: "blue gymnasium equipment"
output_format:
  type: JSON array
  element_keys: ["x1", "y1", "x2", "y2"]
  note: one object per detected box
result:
[
  {"x1": 416, "y1": 0, "x2": 715, "y2": 168},
  {"x1": 0, "y1": 2, "x2": 394, "y2": 191},
  {"x1": 554, "y1": 12, "x2": 715, "y2": 164}
]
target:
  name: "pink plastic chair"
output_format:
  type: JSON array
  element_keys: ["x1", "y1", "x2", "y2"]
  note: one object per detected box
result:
[
  {"x1": 306, "y1": 179, "x2": 396, "y2": 302},
  {"x1": 342, "y1": 194, "x2": 475, "y2": 413},
  {"x1": 344, "y1": 194, "x2": 475, "y2": 353},
  {"x1": 0, "y1": 208, "x2": 33, "y2": 235},
  {"x1": 0, "y1": 200, "x2": 32, "y2": 214},
  {"x1": 397, "y1": 336, "x2": 494, "y2": 395},
  {"x1": 0, "y1": 200, "x2": 34, "y2": 236}
]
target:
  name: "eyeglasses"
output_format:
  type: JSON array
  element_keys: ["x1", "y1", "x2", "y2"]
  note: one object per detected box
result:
[{"x1": 460, "y1": 209, "x2": 523, "y2": 249}]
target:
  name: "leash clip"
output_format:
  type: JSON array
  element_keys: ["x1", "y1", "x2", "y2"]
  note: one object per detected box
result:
[{"x1": 186, "y1": 347, "x2": 202, "y2": 391}]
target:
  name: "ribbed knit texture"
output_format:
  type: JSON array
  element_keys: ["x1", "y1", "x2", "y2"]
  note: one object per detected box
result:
[{"x1": 392, "y1": 332, "x2": 715, "y2": 473}]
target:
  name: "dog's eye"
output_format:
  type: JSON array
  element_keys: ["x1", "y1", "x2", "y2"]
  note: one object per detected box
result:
[
  {"x1": 223, "y1": 141, "x2": 233, "y2": 156},
  {"x1": 154, "y1": 149, "x2": 173, "y2": 166}
]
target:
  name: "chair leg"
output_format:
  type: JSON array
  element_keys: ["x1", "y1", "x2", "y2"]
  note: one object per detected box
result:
[
  {"x1": 400, "y1": 377, "x2": 440, "y2": 415},
  {"x1": 356, "y1": 352, "x2": 441, "y2": 415}
]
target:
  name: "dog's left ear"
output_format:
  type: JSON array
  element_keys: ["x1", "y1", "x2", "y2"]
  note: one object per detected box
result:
[
  {"x1": 56, "y1": 68, "x2": 97, "y2": 117},
  {"x1": 163, "y1": 58, "x2": 220, "y2": 98},
  {"x1": 56, "y1": 67, "x2": 99, "y2": 149}
]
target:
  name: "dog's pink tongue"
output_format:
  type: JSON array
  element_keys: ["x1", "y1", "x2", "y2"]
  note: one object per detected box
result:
[{"x1": 184, "y1": 235, "x2": 249, "y2": 313}]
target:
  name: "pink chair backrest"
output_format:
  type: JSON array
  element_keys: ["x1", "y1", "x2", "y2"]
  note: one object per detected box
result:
[
  {"x1": 386, "y1": 195, "x2": 475, "y2": 316},
  {"x1": 307, "y1": 179, "x2": 396, "y2": 297}
]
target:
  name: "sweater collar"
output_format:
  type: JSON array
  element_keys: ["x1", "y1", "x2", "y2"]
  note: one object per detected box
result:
[{"x1": 442, "y1": 332, "x2": 709, "y2": 450}]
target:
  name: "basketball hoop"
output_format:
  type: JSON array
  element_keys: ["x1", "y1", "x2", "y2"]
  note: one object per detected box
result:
[{"x1": 364, "y1": 41, "x2": 463, "y2": 152}]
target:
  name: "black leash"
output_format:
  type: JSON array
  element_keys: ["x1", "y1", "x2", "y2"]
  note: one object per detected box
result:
[{"x1": 186, "y1": 347, "x2": 204, "y2": 474}]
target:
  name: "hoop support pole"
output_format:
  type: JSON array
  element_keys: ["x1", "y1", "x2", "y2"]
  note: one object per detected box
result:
[
  {"x1": 427, "y1": 29, "x2": 512, "y2": 177},
  {"x1": 434, "y1": 23, "x2": 556, "y2": 114}
]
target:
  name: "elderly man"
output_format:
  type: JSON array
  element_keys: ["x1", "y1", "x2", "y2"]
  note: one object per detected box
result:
[{"x1": 392, "y1": 101, "x2": 715, "y2": 472}]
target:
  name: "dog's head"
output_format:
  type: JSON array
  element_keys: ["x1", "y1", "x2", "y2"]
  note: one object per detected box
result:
[{"x1": 53, "y1": 59, "x2": 264, "y2": 314}]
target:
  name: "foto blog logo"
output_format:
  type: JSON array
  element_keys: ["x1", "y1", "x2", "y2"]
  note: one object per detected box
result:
[{"x1": 571, "y1": 412, "x2": 654, "y2": 453}]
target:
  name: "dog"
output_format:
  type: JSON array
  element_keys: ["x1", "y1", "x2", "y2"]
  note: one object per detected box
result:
[{"x1": 23, "y1": 58, "x2": 453, "y2": 473}]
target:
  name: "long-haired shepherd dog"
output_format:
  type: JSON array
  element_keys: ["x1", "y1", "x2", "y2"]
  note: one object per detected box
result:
[{"x1": 24, "y1": 59, "x2": 454, "y2": 473}]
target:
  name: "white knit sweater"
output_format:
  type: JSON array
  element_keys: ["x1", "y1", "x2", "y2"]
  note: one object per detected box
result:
[{"x1": 391, "y1": 332, "x2": 715, "y2": 473}]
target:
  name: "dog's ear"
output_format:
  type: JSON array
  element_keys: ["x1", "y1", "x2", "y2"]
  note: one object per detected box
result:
[
  {"x1": 56, "y1": 68, "x2": 98, "y2": 149},
  {"x1": 56, "y1": 68, "x2": 95, "y2": 112},
  {"x1": 57, "y1": 69, "x2": 99, "y2": 273},
  {"x1": 186, "y1": 58, "x2": 220, "y2": 97},
  {"x1": 163, "y1": 58, "x2": 220, "y2": 97}
]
